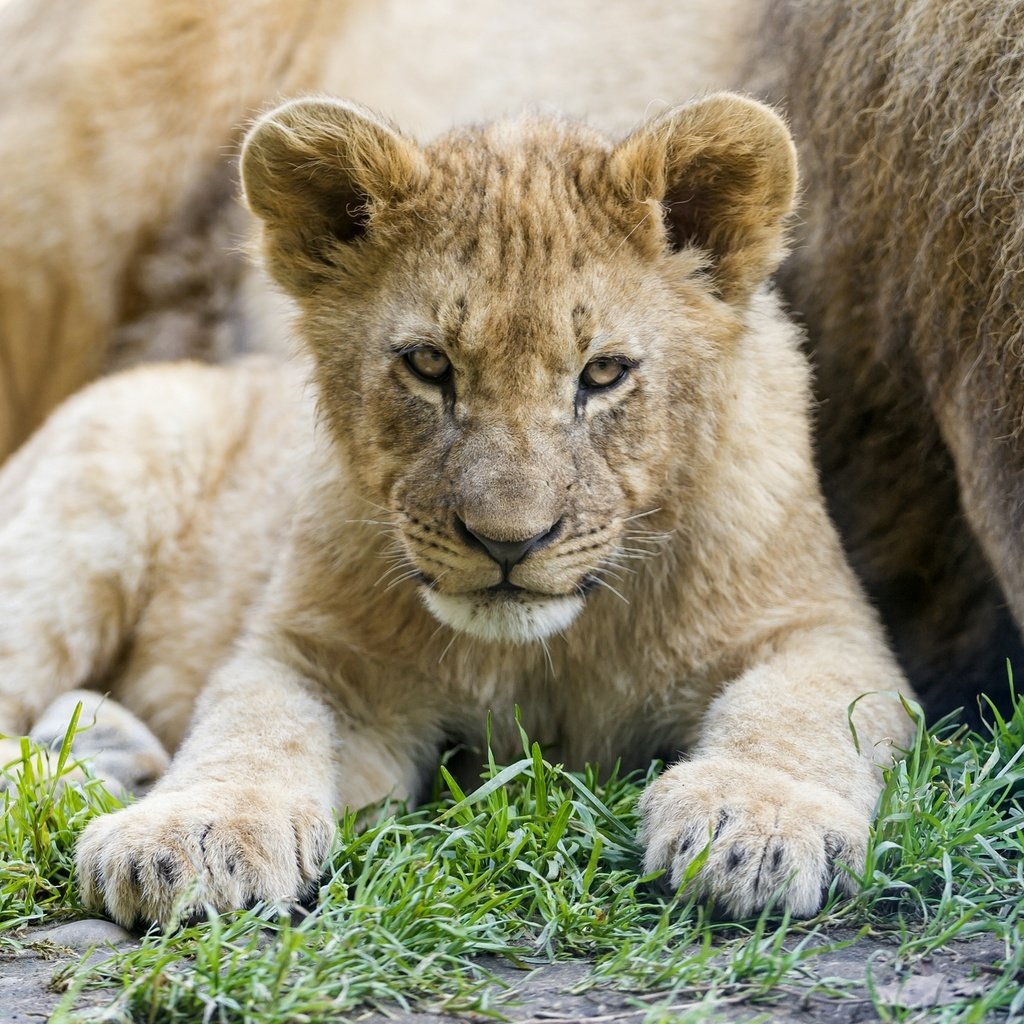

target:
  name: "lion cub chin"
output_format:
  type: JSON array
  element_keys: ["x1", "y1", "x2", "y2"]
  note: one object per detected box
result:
[{"x1": 0, "y1": 93, "x2": 915, "y2": 928}]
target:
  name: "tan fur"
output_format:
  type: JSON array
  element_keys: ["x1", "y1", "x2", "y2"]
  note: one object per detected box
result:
[
  {"x1": 748, "y1": 0, "x2": 1024, "y2": 723},
  {"x1": 16, "y1": 690, "x2": 169, "y2": 798},
  {"x1": 0, "y1": 97, "x2": 914, "y2": 926},
  {"x1": 0, "y1": 0, "x2": 762, "y2": 463},
  {"x1": 0, "y1": 0, "x2": 340, "y2": 458}
]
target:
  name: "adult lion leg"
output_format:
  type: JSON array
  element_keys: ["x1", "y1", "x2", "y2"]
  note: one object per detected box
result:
[
  {"x1": 641, "y1": 625, "x2": 914, "y2": 918},
  {"x1": 76, "y1": 647, "x2": 434, "y2": 929}
]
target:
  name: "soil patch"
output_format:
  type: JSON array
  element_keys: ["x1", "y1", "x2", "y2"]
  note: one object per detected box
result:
[{"x1": 0, "y1": 923, "x2": 1003, "y2": 1023}]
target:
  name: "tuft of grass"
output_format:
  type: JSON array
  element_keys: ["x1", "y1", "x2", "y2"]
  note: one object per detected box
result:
[
  {"x1": 854, "y1": 682, "x2": 1024, "y2": 935},
  {"x1": 2, "y1": 686, "x2": 1023, "y2": 1022},
  {"x1": 1, "y1": 702, "x2": 122, "y2": 940}
]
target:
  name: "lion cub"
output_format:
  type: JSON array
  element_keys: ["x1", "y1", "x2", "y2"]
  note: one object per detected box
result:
[{"x1": 0, "y1": 94, "x2": 914, "y2": 926}]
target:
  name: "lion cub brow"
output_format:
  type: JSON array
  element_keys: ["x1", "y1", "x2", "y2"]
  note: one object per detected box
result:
[{"x1": 418, "y1": 123, "x2": 632, "y2": 268}]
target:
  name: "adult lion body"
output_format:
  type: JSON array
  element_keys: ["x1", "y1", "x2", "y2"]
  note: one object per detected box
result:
[
  {"x1": 0, "y1": 96, "x2": 914, "y2": 926},
  {"x1": 750, "y1": 0, "x2": 1024, "y2": 722}
]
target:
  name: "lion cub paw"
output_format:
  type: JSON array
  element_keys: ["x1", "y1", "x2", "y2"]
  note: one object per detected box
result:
[
  {"x1": 76, "y1": 787, "x2": 334, "y2": 928},
  {"x1": 1, "y1": 691, "x2": 169, "y2": 798},
  {"x1": 639, "y1": 758, "x2": 868, "y2": 918}
]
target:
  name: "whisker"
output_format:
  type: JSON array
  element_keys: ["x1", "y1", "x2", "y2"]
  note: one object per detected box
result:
[
  {"x1": 374, "y1": 559, "x2": 417, "y2": 588},
  {"x1": 620, "y1": 539, "x2": 672, "y2": 552},
  {"x1": 614, "y1": 554, "x2": 657, "y2": 565},
  {"x1": 376, "y1": 552, "x2": 413, "y2": 571},
  {"x1": 600, "y1": 558, "x2": 636, "y2": 576},
  {"x1": 425, "y1": 569, "x2": 451, "y2": 590},
  {"x1": 407, "y1": 537, "x2": 465, "y2": 559},
  {"x1": 538, "y1": 635, "x2": 554, "y2": 677},
  {"x1": 612, "y1": 209, "x2": 652, "y2": 257},
  {"x1": 438, "y1": 632, "x2": 459, "y2": 665},
  {"x1": 385, "y1": 569, "x2": 425, "y2": 592},
  {"x1": 622, "y1": 508, "x2": 662, "y2": 523},
  {"x1": 622, "y1": 530, "x2": 674, "y2": 543},
  {"x1": 374, "y1": 557, "x2": 409, "y2": 578},
  {"x1": 589, "y1": 576, "x2": 630, "y2": 605},
  {"x1": 354, "y1": 497, "x2": 396, "y2": 516},
  {"x1": 589, "y1": 565, "x2": 628, "y2": 584}
]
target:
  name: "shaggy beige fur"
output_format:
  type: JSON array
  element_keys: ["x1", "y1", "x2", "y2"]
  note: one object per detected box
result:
[
  {"x1": 0, "y1": 96, "x2": 914, "y2": 926},
  {"x1": 0, "y1": 0, "x2": 762, "y2": 462},
  {"x1": 749, "y1": 0, "x2": 1024, "y2": 722}
]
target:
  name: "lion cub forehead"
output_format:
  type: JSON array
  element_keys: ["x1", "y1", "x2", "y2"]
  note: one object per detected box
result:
[
  {"x1": 424, "y1": 118, "x2": 623, "y2": 213},
  {"x1": 417, "y1": 117, "x2": 637, "y2": 276},
  {"x1": 428, "y1": 115, "x2": 611, "y2": 170}
]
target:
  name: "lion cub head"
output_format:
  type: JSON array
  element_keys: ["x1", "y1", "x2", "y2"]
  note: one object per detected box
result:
[{"x1": 241, "y1": 94, "x2": 796, "y2": 644}]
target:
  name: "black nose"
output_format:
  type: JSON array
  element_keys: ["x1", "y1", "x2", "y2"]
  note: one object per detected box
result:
[{"x1": 455, "y1": 517, "x2": 563, "y2": 575}]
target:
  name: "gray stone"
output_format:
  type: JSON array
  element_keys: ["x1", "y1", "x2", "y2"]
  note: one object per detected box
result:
[{"x1": 30, "y1": 919, "x2": 135, "y2": 951}]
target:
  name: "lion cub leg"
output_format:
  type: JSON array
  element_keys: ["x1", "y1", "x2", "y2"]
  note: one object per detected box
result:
[
  {"x1": 76, "y1": 646, "x2": 432, "y2": 929},
  {"x1": 0, "y1": 374, "x2": 189, "y2": 785},
  {"x1": 641, "y1": 624, "x2": 915, "y2": 918},
  {"x1": 0, "y1": 450, "x2": 143, "y2": 772},
  {"x1": 19, "y1": 690, "x2": 170, "y2": 797}
]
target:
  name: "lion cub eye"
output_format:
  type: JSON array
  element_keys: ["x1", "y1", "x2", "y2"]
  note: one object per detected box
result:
[
  {"x1": 580, "y1": 356, "x2": 630, "y2": 390},
  {"x1": 404, "y1": 346, "x2": 452, "y2": 384}
]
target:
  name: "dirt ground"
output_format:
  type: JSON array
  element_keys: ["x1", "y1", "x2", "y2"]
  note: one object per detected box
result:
[{"x1": 0, "y1": 921, "x2": 1002, "y2": 1023}]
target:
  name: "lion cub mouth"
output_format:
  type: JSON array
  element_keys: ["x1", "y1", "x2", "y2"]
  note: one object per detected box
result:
[{"x1": 421, "y1": 586, "x2": 584, "y2": 644}]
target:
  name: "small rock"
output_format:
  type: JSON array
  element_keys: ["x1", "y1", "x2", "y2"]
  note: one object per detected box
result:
[
  {"x1": 31, "y1": 919, "x2": 135, "y2": 950},
  {"x1": 874, "y1": 973, "x2": 990, "y2": 1010}
]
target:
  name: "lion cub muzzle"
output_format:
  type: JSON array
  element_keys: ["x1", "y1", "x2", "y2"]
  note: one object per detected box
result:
[{"x1": 409, "y1": 506, "x2": 624, "y2": 644}]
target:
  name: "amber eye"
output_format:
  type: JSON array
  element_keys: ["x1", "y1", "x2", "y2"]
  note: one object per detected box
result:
[
  {"x1": 580, "y1": 356, "x2": 629, "y2": 390},
  {"x1": 404, "y1": 346, "x2": 452, "y2": 383}
]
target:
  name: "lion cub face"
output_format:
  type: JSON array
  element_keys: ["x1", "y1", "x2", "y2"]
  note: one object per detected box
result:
[{"x1": 242, "y1": 95, "x2": 796, "y2": 642}]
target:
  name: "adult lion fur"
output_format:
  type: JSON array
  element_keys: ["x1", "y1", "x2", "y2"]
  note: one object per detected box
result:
[{"x1": 748, "y1": 0, "x2": 1024, "y2": 724}]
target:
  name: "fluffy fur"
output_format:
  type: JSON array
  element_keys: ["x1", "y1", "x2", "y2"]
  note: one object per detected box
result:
[
  {"x1": 749, "y1": 0, "x2": 1024, "y2": 722},
  {"x1": 0, "y1": 0, "x2": 762, "y2": 462},
  {"x1": 0, "y1": 96, "x2": 915, "y2": 927}
]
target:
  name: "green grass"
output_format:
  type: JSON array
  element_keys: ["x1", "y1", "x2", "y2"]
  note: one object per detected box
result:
[
  {"x1": 2, "y1": 691, "x2": 1024, "y2": 1023},
  {"x1": 1, "y1": 702, "x2": 123, "y2": 932}
]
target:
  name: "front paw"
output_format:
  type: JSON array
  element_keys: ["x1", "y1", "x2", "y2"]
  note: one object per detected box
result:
[
  {"x1": 76, "y1": 786, "x2": 334, "y2": 928},
  {"x1": 639, "y1": 757, "x2": 869, "y2": 918}
]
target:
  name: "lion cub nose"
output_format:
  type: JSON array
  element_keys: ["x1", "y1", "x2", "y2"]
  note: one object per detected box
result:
[{"x1": 455, "y1": 517, "x2": 563, "y2": 575}]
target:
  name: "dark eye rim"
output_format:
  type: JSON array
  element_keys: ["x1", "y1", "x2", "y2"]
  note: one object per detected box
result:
[
  {"x1": 399, "y1": 344, "x2": 453, "y2": 385},
  {"x1": 579, "y1": 355, "x2": 639, "y2": 392}
]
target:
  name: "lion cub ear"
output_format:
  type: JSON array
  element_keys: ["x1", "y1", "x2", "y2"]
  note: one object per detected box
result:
[
  {"x1": 610, "y1": 93, "x2": 797, "y2": 303},
  {"x1": 240, "y1": 97, "x2": 427, "y2": 295}
]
